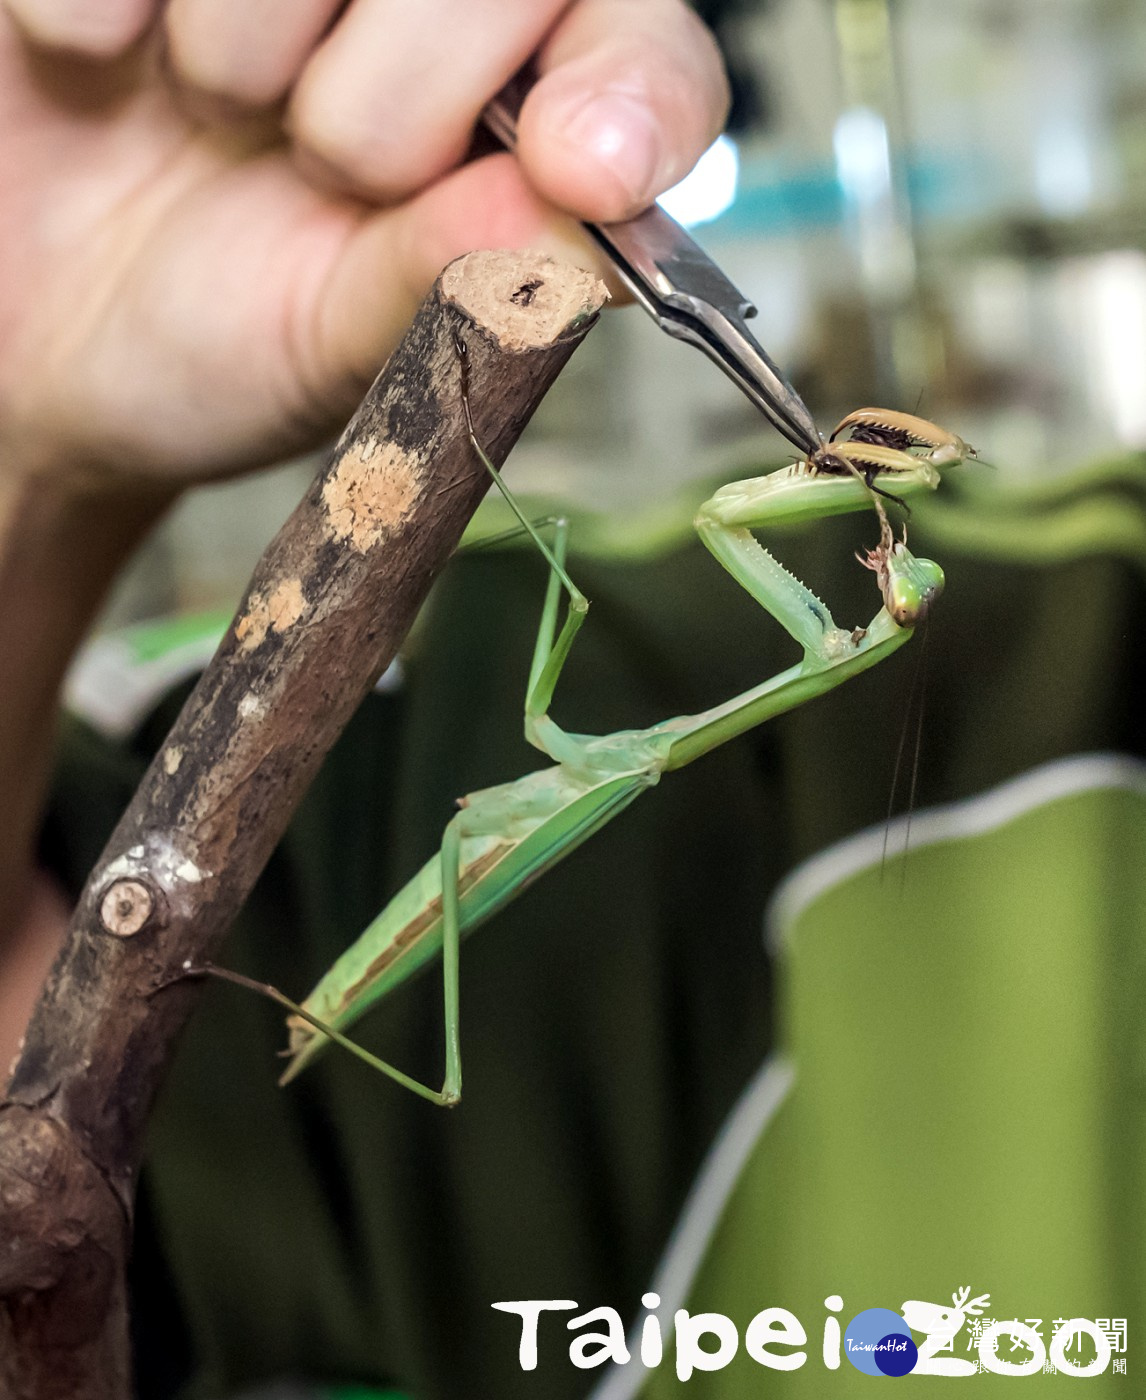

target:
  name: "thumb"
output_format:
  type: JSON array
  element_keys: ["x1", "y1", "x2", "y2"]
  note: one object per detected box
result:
[{"x1": 309, "y1": 153, "x2": 607, "y2": 396}]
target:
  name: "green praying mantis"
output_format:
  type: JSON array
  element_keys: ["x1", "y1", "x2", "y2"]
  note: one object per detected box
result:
[{"x1": 215, "y1": 366, "x2": 973, "y2": 1105}]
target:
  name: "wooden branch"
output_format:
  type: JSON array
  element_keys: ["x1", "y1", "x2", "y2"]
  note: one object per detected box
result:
[{"x1": 0, "y1": 250, "x2": 607, "y2": 1400}]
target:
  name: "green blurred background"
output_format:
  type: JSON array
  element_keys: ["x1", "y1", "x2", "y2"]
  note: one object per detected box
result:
[{"x1": 56, "y1": 2, "x2": 1146, "y2": 1397}]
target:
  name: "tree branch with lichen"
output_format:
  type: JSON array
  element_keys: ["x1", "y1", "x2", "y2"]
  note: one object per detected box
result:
[{"x1": 0, "y1": 249, "x2": 607, "y2": 1400}]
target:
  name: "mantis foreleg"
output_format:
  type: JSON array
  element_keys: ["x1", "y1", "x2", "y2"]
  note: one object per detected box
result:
[{"x1": 694, "y1": 454, "x2": 947, "y2": 667}]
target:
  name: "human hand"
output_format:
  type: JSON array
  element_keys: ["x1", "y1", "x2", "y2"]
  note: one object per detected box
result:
[{"x1": 0, "y1": 0, "x2": 729, "y2": 490}]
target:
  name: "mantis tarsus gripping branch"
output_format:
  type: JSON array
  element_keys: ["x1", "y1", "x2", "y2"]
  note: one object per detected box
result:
[{"x1": 208, "y1": 369, "x2": 972, "y2": 1105}]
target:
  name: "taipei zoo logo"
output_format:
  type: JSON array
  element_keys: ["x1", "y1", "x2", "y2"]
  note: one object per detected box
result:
[
  {"x1": 842, "y1": 1287, "x2": 1127, "y2": 1378},
  {"x1": 492, "y1": 1286, "x2": 1128, "y2": 1380}
]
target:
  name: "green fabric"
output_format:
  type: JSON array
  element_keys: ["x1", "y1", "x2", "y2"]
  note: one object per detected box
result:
[
  {"x1": 41, "y1": 462, "x2": 1145, "y2": 1399},
  {"x1": 639, "y1": 772, "x2": 1144, "y2": 1396},
  {"x1": 112, "y1": 609, "x2": 233, "y2": 665}
]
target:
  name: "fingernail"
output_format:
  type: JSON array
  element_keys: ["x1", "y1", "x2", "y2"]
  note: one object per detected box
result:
[{"x1": 562, "y1": 92, "x2": 662, "y2": 207}]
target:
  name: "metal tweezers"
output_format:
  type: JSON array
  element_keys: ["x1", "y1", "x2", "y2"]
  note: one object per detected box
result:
[{"x1": 482, "y1": 74, "x2": 822, "y2": 457}]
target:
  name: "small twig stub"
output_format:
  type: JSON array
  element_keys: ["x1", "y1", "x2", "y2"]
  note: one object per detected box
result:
[{"x1": 97, "y1": 879, "x2": 157, "y2": 938}]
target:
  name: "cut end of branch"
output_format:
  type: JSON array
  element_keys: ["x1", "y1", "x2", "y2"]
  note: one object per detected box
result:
[{"x1": 441, "y1": 250, "x2": 608, "y2": 351}]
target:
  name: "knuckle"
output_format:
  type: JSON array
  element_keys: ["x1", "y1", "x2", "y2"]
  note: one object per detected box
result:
[
  {"x1": 288, "y1": 83, "x2": 441, "y2": 202},
  {"x1": 172, "y1": 57, "x2": 283, "y2": 110},
  {"x1": 290, "y1": 106, "x2": 381, "y2": 194}
]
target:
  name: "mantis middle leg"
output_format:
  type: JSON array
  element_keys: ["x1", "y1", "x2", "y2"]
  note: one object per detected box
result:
[{"x1": 455, "y1": 333, "x2": 589, "y2": 723}]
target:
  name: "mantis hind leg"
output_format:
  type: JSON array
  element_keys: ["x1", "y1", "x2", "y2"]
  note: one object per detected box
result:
[
  {"x1": 262, "y1": 815, "x2": 473, "y2": 1103},
  {"x1": 438, "y1": 818, "x2": 463, "y2": 1104},
  {"x1": 285, "y1": 817, "x2": 463, "y2": 1104},
  {"x1": 177, "y1": 960, "x2": 463, "y2": 1105}
]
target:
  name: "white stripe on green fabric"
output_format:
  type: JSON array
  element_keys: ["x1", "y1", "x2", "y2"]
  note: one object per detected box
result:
[
  {"x1": 64, "y1": 611, "x2": 403, "y2": 739},
  {"x1": 586, "y1": 749, "x2": 1146, "y2": 1400},
  {"x1": 585, "y1": 1057, "x2": 796, "y2": 1400},
  {"x1": 767, "y1": 750, "x2": 1146, "y2": 952}
]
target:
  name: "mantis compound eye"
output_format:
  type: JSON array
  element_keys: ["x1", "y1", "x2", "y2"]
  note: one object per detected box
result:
[{"x1": 883, "y1": 550, "x2": 945, "y2": 627}]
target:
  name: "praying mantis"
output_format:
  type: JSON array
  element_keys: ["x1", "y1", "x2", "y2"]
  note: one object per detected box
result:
[{"x1": 252, "y1": 379, "x2": 973, "y2": 1104}]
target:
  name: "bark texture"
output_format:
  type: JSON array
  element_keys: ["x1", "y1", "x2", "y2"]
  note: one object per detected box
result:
[{"x1": 0, "y1": 250, "x2": 607, "y2": 1400}]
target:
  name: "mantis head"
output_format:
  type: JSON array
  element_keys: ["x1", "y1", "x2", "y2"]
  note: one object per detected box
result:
[
  {"x1": 820, "y1": 406, "x2": 967, "y2": 626},
  {"x1": 859, "y1": 534, "x2": 945, "y2": 627}
]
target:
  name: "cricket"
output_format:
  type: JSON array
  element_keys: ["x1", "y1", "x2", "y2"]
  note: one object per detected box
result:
[{"x1": 210, "y1": 363, "x2": 973, "y2": 1105}]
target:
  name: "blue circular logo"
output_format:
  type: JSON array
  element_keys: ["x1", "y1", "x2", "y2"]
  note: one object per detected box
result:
[
  {"x1": 844, "y1": 1309, "x2": 918, "y2": 1376},
  {"x1": 875, "y1": 1331, "x2": 919, "y2": 1377}
]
